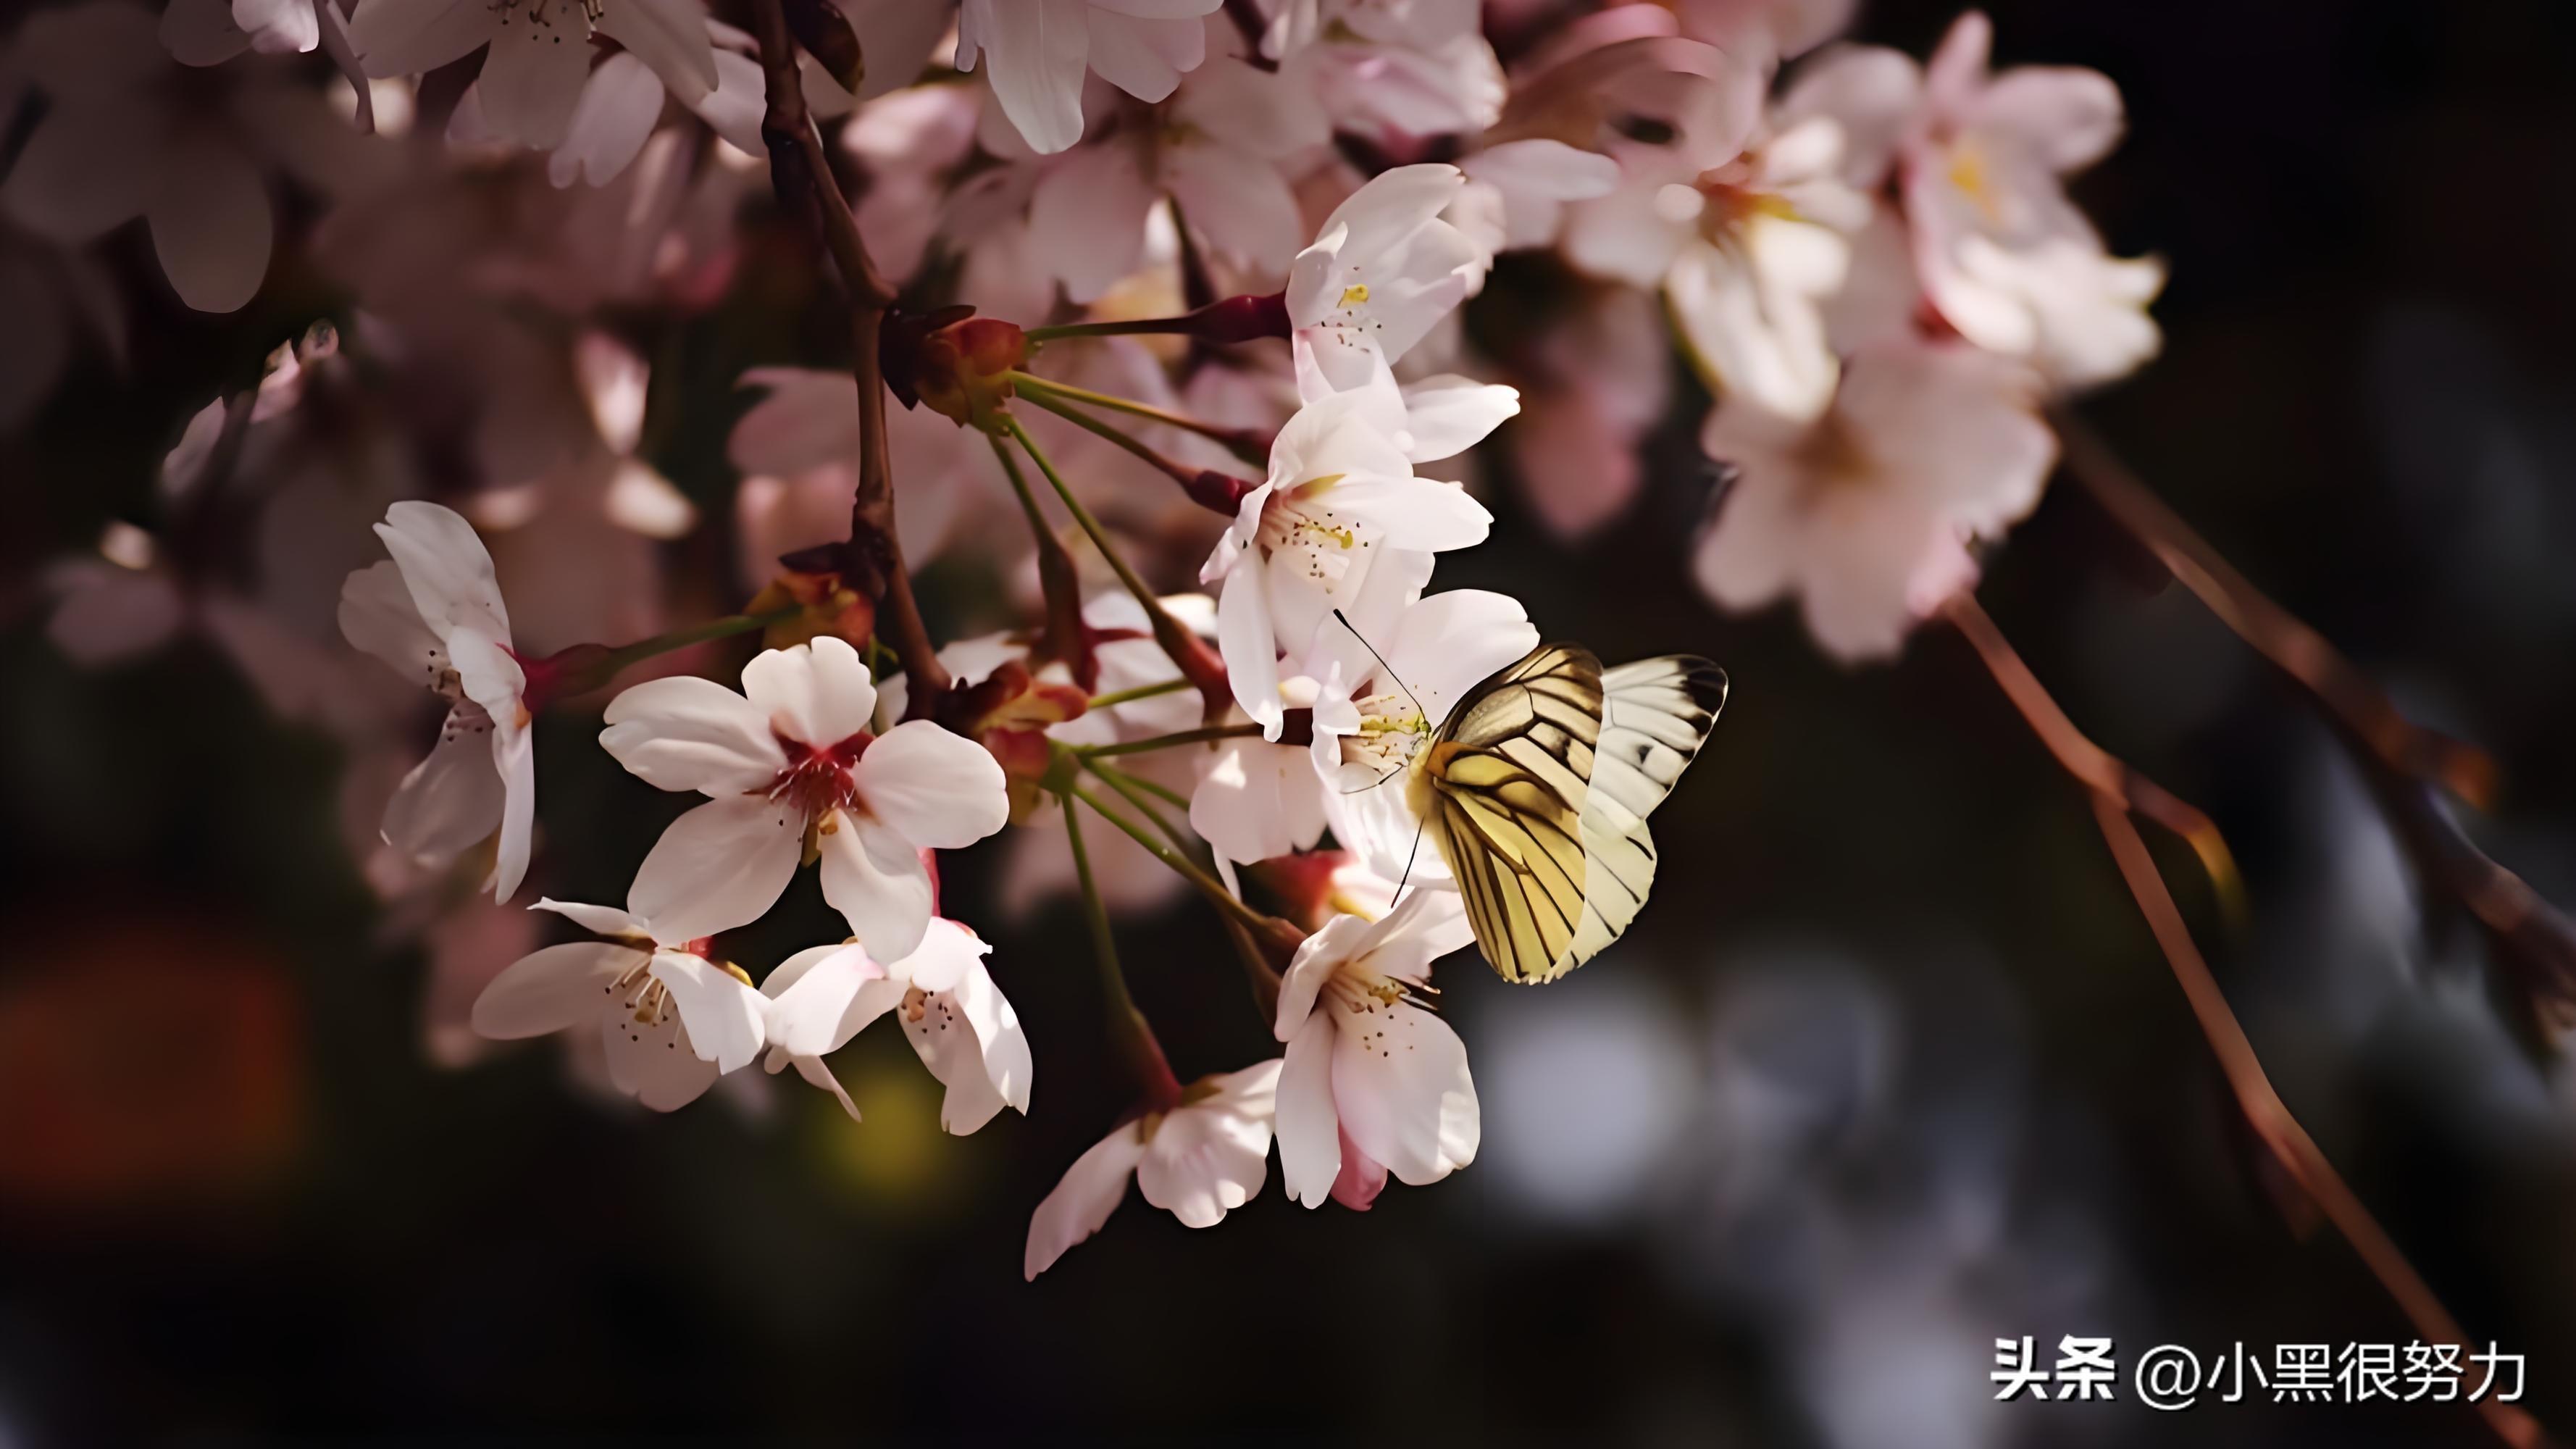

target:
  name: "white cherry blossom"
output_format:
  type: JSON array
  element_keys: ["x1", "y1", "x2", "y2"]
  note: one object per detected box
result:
[
  {"x1": 1274, "y1": 890, "x2": 1479, "y2": 1208},
  {"x1": 598, "y1": 636, "x2": 1008, "y2": 956},
  {"x1": 346, "y1": 0, "x2": 720, "y2": 154},
  {"x1": 1898, "y1": 11, "x2": 2163, "y2": 389},
  {"x1": 472, "y1": 898, "x2": 772, "y2": 1111},
  {"x1": 1023, "y1": 1058, "x2": 1281, "y2": 1278},
  {"x1": 1200, "y1": 379, "x2": 1494, "y2": 739},
  {"x1": 1287, "y1": 164, "x2": 1492, "y2": 398},
  {"x1": 957, "y1": 0, "x2": 1224, "y2": 156},
  {"x1": 758, "y1": 918, "x2": 1032, "y2": 1129},
  {"x1": 339, "y1": 501, "x2": 537, "y2": 900},
  {"x1": 1695, "y1": 338, "x2": 2055, "y2": 662}
]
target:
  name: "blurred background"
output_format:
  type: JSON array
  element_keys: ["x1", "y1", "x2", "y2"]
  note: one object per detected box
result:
[{"x1": 6, "y1": 0, "x2": 2576, "y2": 1442}]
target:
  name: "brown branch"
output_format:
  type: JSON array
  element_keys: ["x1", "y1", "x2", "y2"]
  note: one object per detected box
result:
[
  {"x1": 1944, "y1": 594, "x2": 2246, "y2": 925},
  {"x1": 2052, "y1": 409, "x2": 2576, "y2": 1031},
  {"x1": 1946, "y1": 593, "x2": 2549, "y2": 1449},
  {"x1": 750, "y1": 0, "x2": 949, "y2": 717},
  {"x1": 2050, "y1": 406, "x2": 2496, "y2": 807}
]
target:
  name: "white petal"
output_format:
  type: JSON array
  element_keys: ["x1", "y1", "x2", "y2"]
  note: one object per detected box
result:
[
  {"x1": 760, "y1": 942, "x2": 882, "y2": 1055},
  {"x1": 1325, "y1": 474, "x2": 1490, "y2": 553},
  {"x1": 595, "y1": 0, "x2": 718, "y2": 101},
  {"x1": 146, "y1": 136, "x2": 272, "y2": 314},
  {"x1": 1024, "y1": 1123, "x2": 1146, "y2": 1278},
  {"x1": 346, "y1": 0, "x2": 495, "y2": 76},
  {"x1": 818, "y1": 816, "x2": 936, "y2": 961},
  {"x1": 472, "y1": 941, "x2": 642, "y2": 1038},
  {"x1": 599, "y1": 675, "x2": 787, "y2": 795},
  {"x1": 338, "y1": 560, "x2": 443, "y2": 679},
  {"x1": 1394, "y1": 376, "x2": 1518, "y2": 464},
  {"x1": 487, "y1": 707, "x2": 535, "y2": 900},
  {"x1": 966, "y1": 0, "x2": 1089, "y2": 154},
  {"x1": 901, "y1": 961, "x2": 1026, "y2": 1134},
  {"x1": 1216, "y1": 563, "x2": 1284, "y2": 739},
  {"x1": 1028, "y1": 141, "x2": 1152, "y2": 304},
  {"x1": 1081, "y1": 9, "x2": 1197, "y2": 104},
  {"x1": 1330, "y1": 1000, "x2": 1476, "y2": 1186},
  {"x1": 1274, "y1": 1014, "x2": 1341, "y2": 1207},
  {"x1": 740, "y1": 637, "x2": 877, "y2": 748},
  {"x1": 234, "y1": 0, "x2": 319, "y2": 52},
  {"x1": 1136, "y1": 1092, "x2": 1273, "y2": 1228},
  {"x1": 851, "y1": 720, "x2": 1009, "y2": 848},
  {"x1": 549, "y1": 52, "x2": 664, "y2": 187},
  {"x1": 649, "y1": 951, "x2": 766, "y2": 1072},
  {"x1": 889, "y1": 915, "x2": 984, "y2": 993},
  {"x1": 627, "y1": 795, "x2": 803, "y2": 941},
  {"x1": 381, "y1": 710, "x2": 507, "y2": 861},
  {"x1": 1187, "y1": 735, "x2": 1325, "y2": 867},
  {"x1": 530, "y1": 897, "x2": 650, "y2": 938},
  {"x1": 375, "y1": 501, "x2": 512, "y2": 643},
  {"x1": 601, "y1": 1006, "x2": 722, "y2": 1109},
  {"x1": 1164, "y1": 143, "x2": 1300, "y2": 272},
  {"x1": 474, "y1": 9, "x2": 593, "y2": 150}
]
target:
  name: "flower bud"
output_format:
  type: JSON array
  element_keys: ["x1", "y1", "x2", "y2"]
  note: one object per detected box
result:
[
  {"x1": 915, "y1": 317, "x2": 1026, "y2": 431},
  {"x1": 749, "y1": 568, "x2": 876, "y2": 653}
]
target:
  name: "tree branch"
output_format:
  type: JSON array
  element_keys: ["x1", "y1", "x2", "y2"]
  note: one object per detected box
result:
[
  {"x1": 750, "y1": 0, "x2": 949, "y2": 717},
  {"x1": 1947, "y1": 593, "x2": 2550, "y2": 1449}
]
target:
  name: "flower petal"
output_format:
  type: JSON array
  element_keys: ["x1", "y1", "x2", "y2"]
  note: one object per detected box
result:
[
  {"x1": 1028, "y1": 139, "x2": 1152, "y2": 304},
  {"x1": 649, "y1": 951, "x2": 766, "y2": 1072},
  {"x1": 531, "y1": 897, "x2": 650, "y2": 938},
  {"x1": 1274, "y1": 1013, "x2": 1341, "y2": 1207},
  {"x1": 381, "y1": 709, "x2": 507, "y2": 861},
  {"x1": 146, "y1": 135, "x2": 272, "y2": 314},
  {"x1": 851, "y1": 720, "x2": 1008, "y2": 849},
  {"x1": 760, "y1": 942, "x2": 884, "y2": 1056},
  {"x1": 549, "y1": 51, "x2": 665, "y2": 187},
  {"x1": 472, "y1": 941, "x2": 641, "y2": 1038},
  {"x1": 627, "y1": 794, "x2": 803, "y2": 942},
  {"x1": 487, "y1": 707, "x2": 536, "y2": 900},
  {"x1": 474, "y1": 9, "x2": 593, "y2": 150},
  {"x1": 1136, "y1": 1090, "x2": 1273, "y2": 1228},
  {"x1": 740, "y1": 637, "x2": 877, "y2": 748},
  {"x1": 963, "y1": 0, "x2": 1089, "y2": 155},
  {"x1": 375, "y1": 501, "x2": 512, "y2": 644},
  {"x1": 1024, "y1": 1122, "x2": 1146, "y2": 1279},
  {"x1": 1330, "y1": 1000, "x2": 1477, "y2": 1187},
  {"x1": 818, "y1": 817, "x2": 936, "y2": 961},
  {"x1": 595, "y1": 0, "x2": 717, "y2": 101},
  {"x1": 600, "y1": 675, "x2": 787, "y2": 795},
  {"x1": 346, "y1": 0, "x2": 495, "y2": 76}
]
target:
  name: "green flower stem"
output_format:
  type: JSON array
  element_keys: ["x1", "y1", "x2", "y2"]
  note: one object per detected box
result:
[
  {"x1": 987, "y1": 433, "x2": 1092, "y2": 679},
  {"x1": 1002, "y1": 414, "x2": 1231, "y2": 714},
  {"x1": 1007, "y1": 372, "x2": 1268, "y2": 467},
  {"x1": 1084, "y1": 757, "x2": 1192, "y2": 817},
  {"x1": 1070, "y1": 785, "x2": 1278, "y2": 938},
  {"x1": 1087, "y1": 677, "x2": 1191, "y2": 711},
  {"x1": 1064, "y1": 804, "x2": 1182, "y2": 1105},
  {"x1": 591, "y1": 605, "x2": 802, "y2": 682},
  {"x1": 1075, "y1": 722, "x2": 1265, "y2": 759}
]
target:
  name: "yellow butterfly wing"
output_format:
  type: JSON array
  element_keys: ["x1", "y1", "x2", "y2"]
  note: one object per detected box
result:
[
  {"x1": 1423, "y1": 648, "x2": 1728, "y2": 984},
  {"x1": 1420, "y1": 644, "x2": 1605, "y2": 984}
]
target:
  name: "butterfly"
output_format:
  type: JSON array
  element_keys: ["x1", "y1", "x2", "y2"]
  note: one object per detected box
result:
[{"x1": 1403, "y1": 645, "x2": 1727, "y2": 984}]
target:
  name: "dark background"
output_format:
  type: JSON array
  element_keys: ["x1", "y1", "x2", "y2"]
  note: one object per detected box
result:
[{"x1": 5, "y1": 0, "x2": 2576, "y2": 1442}]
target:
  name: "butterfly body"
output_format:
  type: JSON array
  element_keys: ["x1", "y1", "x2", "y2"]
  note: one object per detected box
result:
[{"x1": 1413, "y1": 645, "x2": 1727, "y2": 984}]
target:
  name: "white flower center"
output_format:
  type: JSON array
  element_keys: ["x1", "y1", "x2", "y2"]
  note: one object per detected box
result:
[
  {"x1": 603, "y1": 959, "x2": 685, "y2": 1053},
  {"x1": 1339, "y1": 686, "x2": 1429, "y2": 777},
  {"x1": 1256, "y1": 476, "x2": 1373, "y2": 590},
  {"x1": 1325, "y1": 954, "x2": 1436, "y2": 1048}
]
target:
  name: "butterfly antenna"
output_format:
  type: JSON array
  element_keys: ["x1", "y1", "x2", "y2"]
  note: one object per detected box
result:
[
  {"x1": 1331, "y1": 609, "x2": 1423, "y2": 719},
  {"x1": 1392, "y1": 809, "x2": 1430, "y2": 906}
]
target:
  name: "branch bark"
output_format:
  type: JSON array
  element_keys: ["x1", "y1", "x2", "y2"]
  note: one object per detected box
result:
[{"x1": 750, "y1": 0, "x2": 949, "y2": 717}]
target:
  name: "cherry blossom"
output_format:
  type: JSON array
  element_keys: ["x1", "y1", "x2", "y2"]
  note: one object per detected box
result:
[
  {"x1": 956, "y1": 0, "x2": 1224, "y2": 156},
  {"x1": 598, "y1": 636, "x2": 1008, "y2": 956},
  {"x1": 1896, "y1": 11, "x2": 2164, "y2": 389},
  {"x1": 1273, "y1": 889, "x2": 1479, "y2": 1208},
  {"x1": 1023, "y1": 1058, "x2": 1281, "y2": 1278},
  {"x1": 346, "y1": 0, "x2": 719, "y2": 155},
  {"x1": 1287, "y1": 164, "x2": 1493, "y2": 397},
  {"x1": 1694, "y1": 338, "x2": 2056, "y2": 661},
  {"x1": 1201, "y1": 380, "x2": 1494, "y2": 739},
  {"x1": 1276, "y1": 0, "x2": 1504, "y2": 145},
  {"x1": 471, "y1": 898, "x2": 771, "y2": 1111},
  {"x1": 339, "y1": 501, "x2": 538, "y2": 900},
  {"x1": 758, "y1": 918, "x2": 1032, "y2": 1128}
]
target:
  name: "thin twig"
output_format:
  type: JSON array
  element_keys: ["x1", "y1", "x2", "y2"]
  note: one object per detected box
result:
[
  {"x1": 987, "y1": 434, "x2": 1096, "y2": 688},
  {"x1": 1949, "y1": 593, "x2": 2548, "y2": 1449},
  {"x1": 1076, "y1": 722, "x2": 1266, "y2": 759},
  {"x1": 1007, "y1": 371, "x2": 1272, "y2": 467},
  {"x1": 2050, "y1": 406, "x2": 2495, "y2": 806},
  {"x1": 1944, "y1": 594, "x2": 2247, "y2": 926},
  {"x1": 1013, "y1": 385, "x2": 1255, "y2": 517},
  {"x1": 2094, "y1": 798, "x2": 2547, "y2": 1449},
  {"x1": 750, "y1": 0, "x2": 948, "y2": 717}
]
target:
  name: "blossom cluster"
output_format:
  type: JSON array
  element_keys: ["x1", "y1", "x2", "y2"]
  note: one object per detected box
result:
[{"x1": 18, "y1": 0, "x2": 2161, "y2": 1276}]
